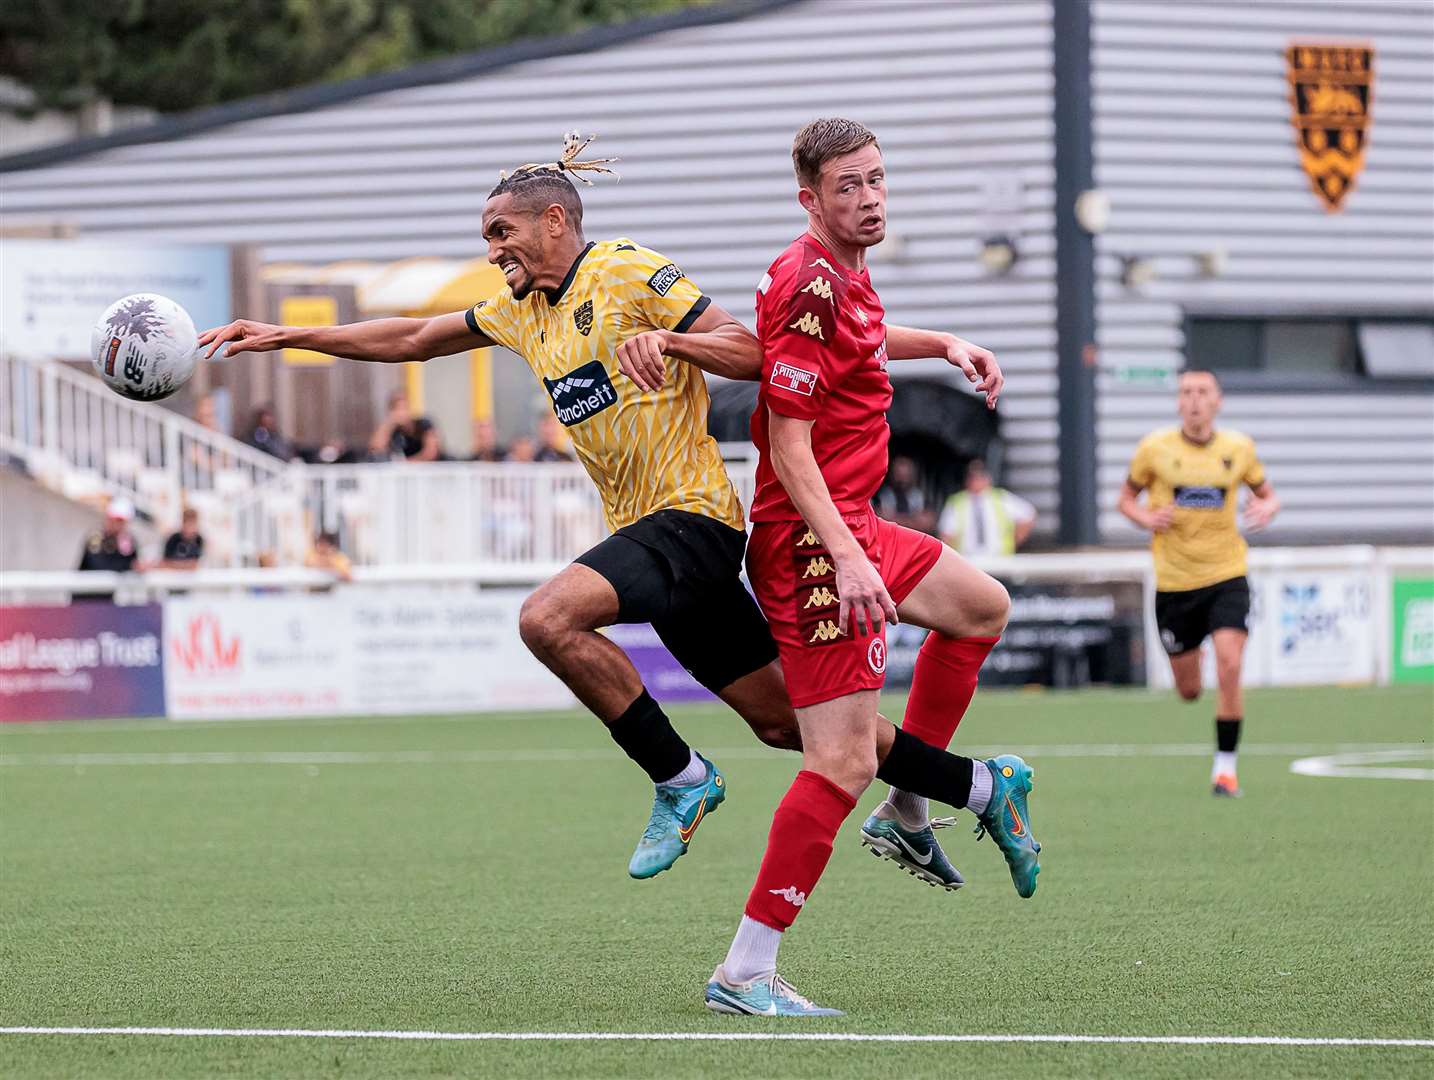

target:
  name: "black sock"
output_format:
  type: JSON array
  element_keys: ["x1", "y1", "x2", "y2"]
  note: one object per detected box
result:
[
  {"x1": 1216, "y1": 716, "x2": 1242, "y2": 754},
  {"x1": 606, "y1": 689, "x2": 692, "y2": 784},
  {"x1": 877, "y1": 728, "x2": 977, "y2": 809}
]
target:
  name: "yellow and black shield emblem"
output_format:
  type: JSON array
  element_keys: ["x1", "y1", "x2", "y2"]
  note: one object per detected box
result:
[
  {"x1": 573, "y1": 299, "x2": 594, "y2": 336},
  {"x1": 1286, "y1": 43, "x2": 1373, "y2": 212}
]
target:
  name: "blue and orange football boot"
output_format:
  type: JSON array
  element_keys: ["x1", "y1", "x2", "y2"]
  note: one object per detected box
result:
[
  {"x1": 627, "y1": 754, "x2": 726, "y2": 879},
  {"x1": 974, "y1": 754, "x2": 1041, "y2": 898}
]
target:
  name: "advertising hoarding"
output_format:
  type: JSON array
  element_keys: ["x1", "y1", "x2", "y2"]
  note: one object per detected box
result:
[
  {"x1": 0, "y1": 604, "x2": 165, "y2": 721},
  {"x1": 163, "y1": 589, "x2": 574, "y2": 720}
]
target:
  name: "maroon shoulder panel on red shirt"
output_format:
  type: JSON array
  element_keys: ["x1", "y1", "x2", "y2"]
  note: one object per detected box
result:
[{"x1": 749, "y1": 234, "x2": 893, "y2": 522}]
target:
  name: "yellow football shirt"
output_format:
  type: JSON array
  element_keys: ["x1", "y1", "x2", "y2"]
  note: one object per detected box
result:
[
  {"x1": 466, "y1": 239, "x2": 744, "y2": 534},
  {"x1": 1128, "y1": 427, "x2": 1267, "y2": 591}
]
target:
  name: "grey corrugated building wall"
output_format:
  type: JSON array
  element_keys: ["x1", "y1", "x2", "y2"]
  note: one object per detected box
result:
[
  {"x1": 0, "y1": 0, "x2": 1064, "y2": 534},
  {"x1": 1089, "y1": 0, "x2": 1434, "y2": 543},
  {"x1": 3, "y1": 0, "x2": 1430, "y2": 544}
]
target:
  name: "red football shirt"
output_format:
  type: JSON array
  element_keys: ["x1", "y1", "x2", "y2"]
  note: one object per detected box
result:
[{"x1": 749, "y1": 233, "x2": 892, "y2": 522}]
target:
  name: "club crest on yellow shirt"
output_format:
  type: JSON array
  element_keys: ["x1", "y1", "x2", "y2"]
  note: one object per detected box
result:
[
  {"x1": 574, "y1": 299, "x2": 594, "y2": 336},
  {"x1": 1286, "y1": 43, "x2": 1373, "y2": 212}
]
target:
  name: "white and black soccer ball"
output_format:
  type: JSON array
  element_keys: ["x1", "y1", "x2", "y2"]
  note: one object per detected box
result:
[{"x1": 91, "y1": 293, "x2": 199, "y2": 402}]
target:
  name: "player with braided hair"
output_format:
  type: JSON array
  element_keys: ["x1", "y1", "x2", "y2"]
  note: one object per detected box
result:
[{"x1": 201, "y1": 134, "x2": 994, "y2": 884}]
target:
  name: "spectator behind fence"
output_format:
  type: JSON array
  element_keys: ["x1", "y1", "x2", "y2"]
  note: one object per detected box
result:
[
  {"x1": 534, "y1": 412, "x2": 575, "y2": 462},
  {"x1": 243, "y1": 404, "x2": 297, "y2": 462},
  {"x1": 160, "y1": 508, "x2": 205, "y2": 570},
  {"x1": 874, "y1": 454, "x2": 936, "y2": 534},
  {"x1": 470, "y1": 418, "x2": 507, "y2": 462},
  {"x1": 370, "y1": 391, "x2": 441, "y2": 461},
  {"x1": 76, "y1": 496, "x2": 144, "y2": 602},
  {"x1": 507, "y1": 435, "x2": 537, "y2": 462},
  {"x1": 304, "y1": 531, "x2": 353, "y2": 584},
  {"x1": 938, "y1": 458, "x2": 1037, "y2": 557},
  {"x1": 187, "y1": 394, "x2": 232, "y2": 477}
]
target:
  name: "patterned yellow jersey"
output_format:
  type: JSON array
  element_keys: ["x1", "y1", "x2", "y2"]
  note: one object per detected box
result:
[
  {"x1": 466, "y1": 238, "x2": 743, "y2": 533},
  {"x1": 1128, "y1": 427, "x2": 1267, "y2": 592}
]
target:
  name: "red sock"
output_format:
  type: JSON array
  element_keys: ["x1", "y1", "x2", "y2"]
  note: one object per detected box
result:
[
  {"x1": 901, "y1": 635, "x2": 999, "y2": 749},
  {"x1": 743, "y1": 770, "x2": 858, "y2": 931}
]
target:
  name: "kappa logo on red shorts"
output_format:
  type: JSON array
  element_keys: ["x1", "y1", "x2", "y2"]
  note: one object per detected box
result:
[
  {"x1": 770, "y1": 361, "x2": 817, "y2": 396},
  {"x1": 868, "y1": 638, "x2": 886, "y2": 675}
]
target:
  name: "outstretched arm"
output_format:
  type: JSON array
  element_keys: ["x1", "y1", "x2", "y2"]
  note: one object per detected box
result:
[
  {"x1": 616, "y1": 302, "x2": 761, "y2": 390},
  {"x1": 199, "y1": 311, "x2": 492, "y2": 365},
  {"x1": 885, "y1": 325, "x2": 1003, "y2": 410}
]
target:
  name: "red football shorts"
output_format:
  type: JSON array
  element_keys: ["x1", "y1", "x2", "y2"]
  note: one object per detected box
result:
[{"x1": 745, "y1": 506, "x2": 943, "y2": 709}]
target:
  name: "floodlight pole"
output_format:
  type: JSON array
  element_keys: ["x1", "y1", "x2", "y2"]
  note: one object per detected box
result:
[{"x1": 1053, "y1": 0, "x2": 1100, "y2": 546}]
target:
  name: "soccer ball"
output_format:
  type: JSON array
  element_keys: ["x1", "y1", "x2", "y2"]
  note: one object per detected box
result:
[{"x1": 91, "y1": 293, "x2": 199, "y2": 402}]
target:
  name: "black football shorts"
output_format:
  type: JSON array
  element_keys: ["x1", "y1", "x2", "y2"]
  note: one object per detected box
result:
[
  {"x1": 574, "y1": 509, "x2": 778, "y2": 693},
  {"x1": 1155, "y1": 575, "x2": 1251, "y2": 656}
]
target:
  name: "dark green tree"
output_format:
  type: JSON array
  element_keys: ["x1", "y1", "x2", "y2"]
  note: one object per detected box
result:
[{"x1": 1, "y1": 0, "x2": 710, "y2": 114}]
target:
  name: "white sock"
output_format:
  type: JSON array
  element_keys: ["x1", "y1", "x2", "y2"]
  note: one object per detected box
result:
[
  {"x1": 888, "y1": 787, "x2": 930, "y2": 830},
  {"x1": 966, "y1": 762, "x2": 994, "y2": 816},
  {"x1": 660, "y1": 750, "x2": 707, "y2": 788},
  {"x1": 1213, "y1": 751, "x2": 1237, "y2": 779},
  {"x1": 723, "y1": 916, "x2": 782, "y2": 985}
]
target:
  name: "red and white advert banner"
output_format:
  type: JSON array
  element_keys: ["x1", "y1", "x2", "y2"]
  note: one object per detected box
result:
[{"x1": 164, "y1": 589, "x2": 574, "y2": 720}]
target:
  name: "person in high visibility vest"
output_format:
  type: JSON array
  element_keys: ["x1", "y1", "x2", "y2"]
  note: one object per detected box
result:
[{"x1": 938, "y1": 459, "x2": 1036, "y2": 557}]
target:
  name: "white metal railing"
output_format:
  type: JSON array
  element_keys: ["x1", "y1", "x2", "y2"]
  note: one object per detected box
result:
[
  {"x1": 228, "y1": 460, "x2": 759, "y2": 568},
  {"x1": 0, "y1": 353, "x2": 290, "y2": 529}
]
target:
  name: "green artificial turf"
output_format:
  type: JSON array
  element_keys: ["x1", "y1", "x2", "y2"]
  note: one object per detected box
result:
[{"x1": 1, "y1": 685, "x2": 1431, "y2": 1078}]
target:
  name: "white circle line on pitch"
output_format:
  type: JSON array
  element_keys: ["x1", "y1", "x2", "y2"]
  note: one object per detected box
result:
[{"x1": 1289, "y1": 748, "x2": 1434, "y2": 781}]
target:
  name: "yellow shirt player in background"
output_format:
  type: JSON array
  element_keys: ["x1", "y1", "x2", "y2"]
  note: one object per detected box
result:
[{"x1": 1119, "y1": 369, "x2": 1280, "y2": 797}]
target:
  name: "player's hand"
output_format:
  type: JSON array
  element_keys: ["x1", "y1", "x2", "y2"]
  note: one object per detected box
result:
[
  {"x1": 1147, "y1": 506, "x2": 1175, "y2": 533},
  {"x1": 198, "y1": 320, "x2": 289, "y2": 359},
  {"x1": 943, "y1": 335, "x2": 1003, "y2": 410},
  {"x1": 834, "y1": 551, "x2": 898, "y2": 638},
  {"x1": 616, "y1": 329, "x2": 670, "y2": 392},
  {"x1": 1242, "y1": 496, "x2": 1278, "y2": 532}
]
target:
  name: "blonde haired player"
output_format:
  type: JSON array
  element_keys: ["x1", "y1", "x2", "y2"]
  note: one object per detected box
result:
[
  {"x1": 201, "y1": 134, "x2": 1023, "y2": 885},
  {"x1": 1119, "y1": 369, "x2": 1280, "y2": 797}
]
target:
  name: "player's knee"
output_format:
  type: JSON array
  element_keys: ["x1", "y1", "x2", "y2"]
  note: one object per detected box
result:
[
  {"x1": 983, "y1": 578, "x2": 1012, "y2": 634},
  {"x1": 518, "y1": 593, "x2": 566, "y2": 657},
  {"x1": 845, "y1": 748, "x2": 879, "y2": 792},
  {"x1": 1177, "y1": 683, "x2": 1201, "y2": 702},
  {"x1": 962, "y1": 576, "x2": 1010, "y2": 637}
]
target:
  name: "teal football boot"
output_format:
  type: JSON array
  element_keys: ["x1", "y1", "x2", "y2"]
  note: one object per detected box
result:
[
  {"x1": 974, "y1": 755, "x2": 1041, "y2": 898},
  {"x1": 627, "y1": 754, "x2": 726, "y2": 879},
  {"x1": 704, "y1": 966, "x2": 844, "y2": 1017},
  {"x1": 859, "y1": 801, "x2": 965, "y2": 890}
]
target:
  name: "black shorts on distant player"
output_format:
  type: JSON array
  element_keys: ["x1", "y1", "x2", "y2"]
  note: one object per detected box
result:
[
  {"x1": 1155, "y1": 575, "x2": 1251, "y2": 657},
  {"x1": 575, "y1": 509, "x2": 777, "y2": 693}
]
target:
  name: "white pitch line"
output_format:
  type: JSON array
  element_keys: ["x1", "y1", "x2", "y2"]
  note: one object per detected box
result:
[
  {"x1": 1290, "y1": 748, "x2": 1434, "y2": 782},
  {"x1": 0, "y1": 1027, "x2": 1430, "y2": 1048},
  {"x1": 0, "y1": 742, "x2": 1427, "y2": 768}
]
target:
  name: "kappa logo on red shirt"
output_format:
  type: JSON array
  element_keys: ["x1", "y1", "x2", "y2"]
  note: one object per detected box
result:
[
  {"x1": 801, "y1": 276, "x2": 835, "y2": 302},
  {"x1": 771, "y1": 361, "x2": 817, "y2": 396},
  {"x1": 788, "y1": 312, "x2": 826, "y2": 340}
]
